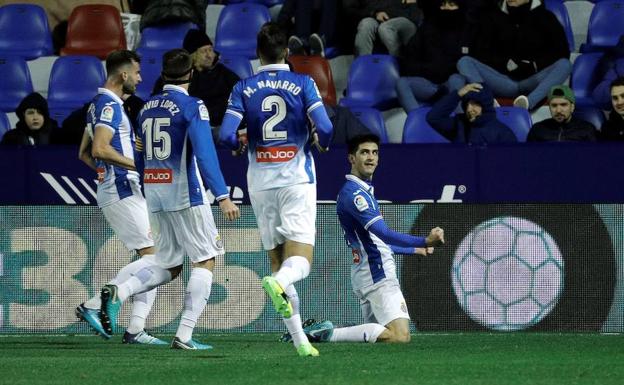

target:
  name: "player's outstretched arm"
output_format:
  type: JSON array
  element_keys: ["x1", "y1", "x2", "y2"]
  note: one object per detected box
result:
[
  {"x1": 78, "y1": 130, "x2": 97, "y2": 171},
  {"x1": 308, "y1": 106, "x2": 333, "y2": 150},
  {"x1": 369, "y1": 219, "x2": 427, "y2": 248},
  {"x1": 390, "y1": 245, "x2": 434, "y2": 256},
  {"x1": 91, "y1": 125, "x2": 136, "y2": 170},
  {"x1": 219, "y1": 112, "x2": 243, "y2": 151}
]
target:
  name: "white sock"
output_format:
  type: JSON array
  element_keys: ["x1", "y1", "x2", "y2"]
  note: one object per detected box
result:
[
  {"x1": 330, "y1": 323, "x2": 387, "y2": 343},
  {"x1": 126, "y1": 288, "x2": 157, "y2": 334},
  {"x1": 116, "y1": 263, "x2": 172, "y2": 302},
  {"x1": 274, "y1": 256, "x2": 310, "y2": 289},
  {"x1": 284, "y1": 314, "x2": 308, "y2": 348},
  {"x1": 176, "y1": 268, "x2": 213, "y2": 343},
  {"x1": 84, "y1": 255, "x2": 157, "y2": 310},
  {"x1": 283, "y1": 284, "x2": 300, "y2": 315}
]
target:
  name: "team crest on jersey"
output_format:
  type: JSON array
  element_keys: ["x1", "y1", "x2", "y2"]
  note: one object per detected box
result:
[
  {"x1": 354, "y1": 194, "x2": 369, "y2": 212},
  {"x1": 199, "y1": 104, "x2": 210, "y2": 121},
  {"x1": 100, "y1": 105, "x2": 114, "y2": 122},
  {"x1": 215, "y1": 235, "x2": 223, "y2": 249}
]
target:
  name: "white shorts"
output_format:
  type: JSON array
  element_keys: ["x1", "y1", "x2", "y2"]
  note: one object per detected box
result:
[
  {"x1": 101, "y1": 193, "x2": 154, "y2": 251},
  {"x1": 354, "y1": 278, "x2": 410, "y2": 327},
  {"x1": 150, "y1": 205, "x2": 224, "y2": 269},
  {"x1": 249, "y1": 183, "x2": 316, "y2": 250}
]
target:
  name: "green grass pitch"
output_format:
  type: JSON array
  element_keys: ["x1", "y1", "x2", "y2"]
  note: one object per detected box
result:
[{"x1": 1, "y1": 333, "x2": 623, "y2": 385}]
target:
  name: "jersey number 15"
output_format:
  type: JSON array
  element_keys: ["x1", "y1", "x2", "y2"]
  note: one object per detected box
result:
[{"x1": 142, "y1": 117, "x2": 171, "y2": 160}]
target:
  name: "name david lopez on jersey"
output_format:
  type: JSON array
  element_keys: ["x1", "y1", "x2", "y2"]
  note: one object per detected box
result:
[{"x1": 141, "y1": 99, "x2": 181, "y2": 116}]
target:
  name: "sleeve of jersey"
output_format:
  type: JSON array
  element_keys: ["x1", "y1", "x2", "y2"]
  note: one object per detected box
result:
[
  {"x1": 369, "y1": 220, "x2": 427, "y2": 248},
  {"x1": 390, "y1": 245, "x2": 417, "y2": 255},
  {"x1": 220, "y1": 83, "x2": 244, "y2": 150},
  {"x1": 95, "y1": 102, "x2": 122, "y2": 133},
  {"x1": 187, "y1": 103, "x2": 229, "y2": 200},
  {"x1": 134, "y1": 124, "x2": 145, "y2": 179},
  {"x1": 304, "y1": 77, "x2": 332, "y2": 148}
]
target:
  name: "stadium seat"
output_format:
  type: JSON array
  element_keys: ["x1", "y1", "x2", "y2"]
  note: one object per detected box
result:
[
  {"x1": 582, "y1": 0, "x2": 624, "y2": 52},
  {"x1": 136, "y1": 49, "x2": 166, "y2": 101},
  {"x1": 220, "y1": 54, "x2": 254, "y2": 79},
  {"x1": 138, "y1": 22, "x2": 197, "y2": 52},
  {"x1": 573, "y1": 107, "x2": 605, "y2": 130},
  {"x1": 288, "y1": 55, "x2": 337, "y2": 106},
  {"x1": 565, "y1": 0, "x2": 594, "y2": 52},
  {"x1": 348, "y1": 107, "x2": 389, "y2": 143},
  {"x1": 226, "y1": 0, "x2": 284, "y2": 5},
  {"x1": 0, "y1": 111, "x2": 11, "y2": 141},
  {"x1": 49, "y1": 108, "x2": 75, "y2": 127},
  {"x1": 402, "y1": 107, "x2": 450, "y2": 143},
  {"x1": 0, "y1": 56, "x2": 34, "y2": 112},
  {"x1": 544, "y1": 0, "x2": 575, "y2": 53},
  {"x1": 339, "y1": 55, "x2": 400, "y2": 110},
  {"x1": 48, "y1": 56, "x2": 106, "y2": 111},
  {"x1": 495, "y1": 106, "x2": 532, "y2": 142},
  {"x1": 0, "y1": 4, "x2": 53, "y2": 60},
  {"x1": 570, "y1": 53, "x2": 603, "y2": 107},
  {"x1": 215, "y1": 4, "x2": 271, "y2": 58},
  {"x1": 61, "y1": 4, "x2": 126, "y2": 60}
]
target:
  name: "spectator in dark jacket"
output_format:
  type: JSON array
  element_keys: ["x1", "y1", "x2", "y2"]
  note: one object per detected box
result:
[
  {"x1": 396, "y1": 0, "x2": 467, "y2": 112},
  {"x1": 1, "y1": 92, "x2": 58, "y2": 146},
  {"x1": 528, "y1": 85, "x2": 596, "y2": 142},
  {"x1": 600, "y1": 77, "x2": 624, "y2": 141},
  {"x1": 139, "y1": 0, "x2": 207, "y2": 31},
  {"x1": 354, "y1": 0, "x2": 422, "y2": 56},
  {"x1": 153, "y1": 29, "x2": 240, "y2": 127},
  {"x1": 278, "y1": 0, "x2": 338, "y2": 57},
  {"x1": 457, "y1": 0, "x2": 570, "y2": 110},
  {"x1": 327, "y1": 104, "x2": 372, "y2": 144},
  {"x1": 427, "y1": 83, "x2": 517, "y2": 144}
]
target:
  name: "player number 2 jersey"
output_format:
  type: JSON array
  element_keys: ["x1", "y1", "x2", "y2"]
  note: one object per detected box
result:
[{"x1": 225, "y1": 64, "x2": 324, "y2": 192}]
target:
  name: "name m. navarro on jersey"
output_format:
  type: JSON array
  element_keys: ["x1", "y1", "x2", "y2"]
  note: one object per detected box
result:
[{"x1": 242, "y1": 79, "x2": 302, "y2": 97}]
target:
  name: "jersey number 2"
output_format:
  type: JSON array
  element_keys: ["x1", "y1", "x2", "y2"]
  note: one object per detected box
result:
[
  {"x1": 262, "y1": 95, "x2": 287, "y2": 141},
  {"x1": 142, "y1": 118, "x2": 171, "y2": 160}
]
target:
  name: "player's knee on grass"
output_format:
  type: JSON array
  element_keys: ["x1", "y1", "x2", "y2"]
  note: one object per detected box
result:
[{"x1": 383, "y1": 319, "x2": 411, "y2": 343}]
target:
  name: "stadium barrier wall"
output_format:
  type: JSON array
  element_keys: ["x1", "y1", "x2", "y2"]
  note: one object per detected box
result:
[{"x1": 0, "y1": 204, "x2": 622, "y2": 334}]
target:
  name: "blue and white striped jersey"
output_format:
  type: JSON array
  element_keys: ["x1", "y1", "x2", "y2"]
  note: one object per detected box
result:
[
  {"x1": 137, "y1": 84, "x2": 229, "y2": 213},
  {"x1": 225, "y1": 64, "x2": 324, "y2": 192},
  {"x1": 87, "y1": 87, "x2": 140, "y2": 208},
  {"x1": 336, "y1": 174, "x2": 396, "y2": 290}
]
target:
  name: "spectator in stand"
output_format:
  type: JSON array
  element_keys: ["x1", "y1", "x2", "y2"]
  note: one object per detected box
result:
[
  {"x1": 153, "y1": 29, "x2": 240, "y2": 129},
  {"x1": 139, "y1": 0, "x2": 207, "y2": 31},
  {"x1": 1, "y1": 92, "x2": 58, "y2": 146},
  {"x1": 600, "y1": 77, "x2": 624, "y2": 141},
  {"x1": 528, "y1": 85, "x2": 596, "y2": 142},
  {"x1": 591, "y1": 36, "x2": 624, "y2": 110},
  {"x1": 396, "y1": 0, "x2": 467, "y2": 112},
  {"x1": 427, "y1": 83, "x2": 517, "y2": 144},
  {"x1": 352, "y1": 0, "x2": 422, "y2": 57},
  {"x1": 278, "y1": 0, "x2": 338, "y2": 57},
  {"x1": 456, "y1": 0, "x2": 570, "y2": 110}
]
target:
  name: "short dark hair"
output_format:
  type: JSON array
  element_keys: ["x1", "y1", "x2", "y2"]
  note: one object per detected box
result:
[
  {"x1": 347, "y1": 134, "x2": 380, "y2": 155},
  {"x1": 257, "y1": 22, "x2": 287, "y2": 63},
  {"x1": 610, "y1": 77, "x2": 624, "y2": 92},
  {"x1": 106, "y1": 50, "x2": 140, "y2": 77},
  {"x1": 161, "y1": 48, "x2": 193, "y2": 80}
]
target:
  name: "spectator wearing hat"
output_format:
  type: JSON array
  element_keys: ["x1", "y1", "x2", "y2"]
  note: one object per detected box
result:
[
  {"x1": 527, "y1": 85, "x2": 597, "y2": 142},
  {"x1": 153, "y1": 29, "x2": 240, "y2": 127},
  {"x1": 1, "y1": 92, "x2": 58, "y2": 146},
  {"x1": 427, "y1": 83, "x2": 517, "y2": 144}
]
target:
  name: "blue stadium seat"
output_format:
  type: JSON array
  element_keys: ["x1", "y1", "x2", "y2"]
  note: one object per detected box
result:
[
  {"x1": 49, "y1": 108, "x2": 75, "y2": 127},
  {"x1": 226, "y1": 0, "x2": 283, "y2": 5},
  {"x1": 0, "y1": 4, "x2": 53, "y2": 60},
  {"x1": 573, "y1": 107, "x2": 605, "y2": 130},
  {"x1": 215, "y1": 4, "x2": 271, "y2": 58},
  {"x1": 402, "y1": 107, "x2": 450, "y2": 143},
  {"x1": 47, "y1": 56, "x2": 106, "y2": 111},
  {"x1": 570, "y1": 53, "x2": 603, "y2": 107},
  {"x1": 340, "y1": 55, "x2": 400, "y2": 110},
  {"x1": 220, "y1": 54, "x2": 254, "y2": 79},
  {"x1": 0, "y1": 111, "x2": 11, "y2": 141},
  {"x1": 0, "y1": 56, "x2": 34, "y2": 112},
  {"x1": 136, "y1": 48, "x2": 166, "y2": 101},
  {"x1": 138, "y1": 22, "x2": 197, "y2": 52},
  {"x1": 582, "y1": 0, "x2": 624, "y2": 52},
  {"x1": 495, "y1": 106, "x2": 532, "y2": 142},
  {"x1": 544, "y1": 0, "x2": 575, "y2": 53},
  {"x1": 348, "y1": 107, "x2": 389, "y2": 143}
]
